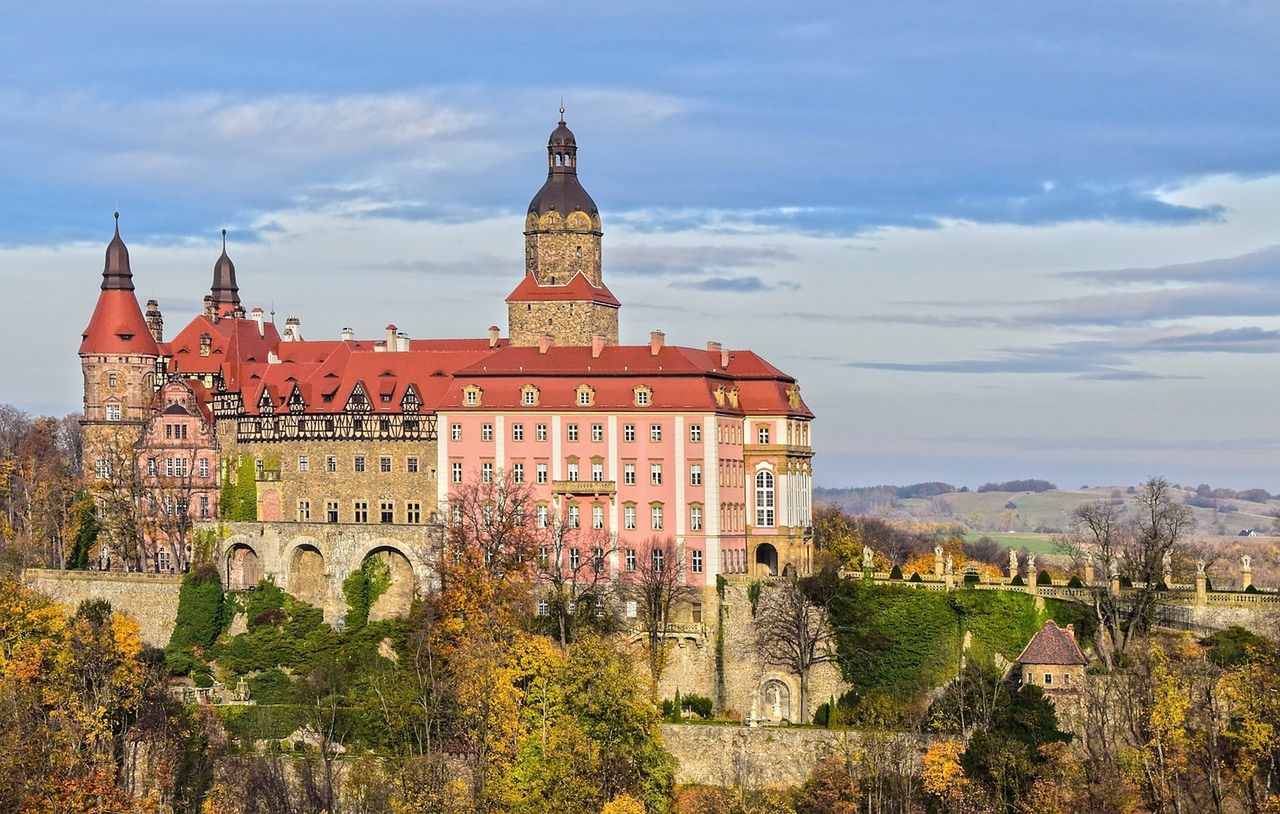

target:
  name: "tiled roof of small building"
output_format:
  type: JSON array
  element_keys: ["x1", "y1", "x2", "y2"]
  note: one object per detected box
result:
[{"x1": 1016, "y1": 620, "x2": 1088, "y2": 666}]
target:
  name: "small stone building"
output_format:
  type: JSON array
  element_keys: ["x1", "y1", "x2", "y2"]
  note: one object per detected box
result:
[{"x1": 1016, "y1": 620, "x2": 1087, "y2": 693}]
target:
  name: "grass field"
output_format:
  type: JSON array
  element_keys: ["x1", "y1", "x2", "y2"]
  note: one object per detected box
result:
[{"x1": 962, "y1": 532, "x2": 1061, "y2": 556}]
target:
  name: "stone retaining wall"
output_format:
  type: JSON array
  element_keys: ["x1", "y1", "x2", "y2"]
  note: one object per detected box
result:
[{"x1": 23, "y1": 568, "x2": 182, "y2": 646}]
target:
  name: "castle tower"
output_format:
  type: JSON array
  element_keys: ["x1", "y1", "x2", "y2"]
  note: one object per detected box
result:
[
  {"x1": 211, "y1": 229, "x2": 240, "y2": 315},
  {"x1": 80, "y1": 213, "x2": 160, "y2": 478},
  {"x1": 506, "y1": 110, "x2": 620, "y2": 347}
]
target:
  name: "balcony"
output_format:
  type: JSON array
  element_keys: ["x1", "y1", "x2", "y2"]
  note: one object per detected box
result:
[{"x1": 551, "y1": 479, "x2": 616, "y2": 497}]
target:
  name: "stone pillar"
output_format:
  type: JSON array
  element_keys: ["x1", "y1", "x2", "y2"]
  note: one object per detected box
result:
[
  {"x1": 1162, "y1": 551, "x2": 1172, "y2": 588},
  {"x1": 1109, "y1": 570, "x2": 1121, "y2": 596},
  {"x1": 933, "y1": 545, "x2": 944, "y2": 579},
  {"x1": 944, "y1": 554, "x2": 954, "y2": 591},
  {"x1": 1195, "y1": 560, "x2": 1207, "y2": 606},
  {"x1": 1241, "y1": 555, "x2": 1252, "y2": 591}
]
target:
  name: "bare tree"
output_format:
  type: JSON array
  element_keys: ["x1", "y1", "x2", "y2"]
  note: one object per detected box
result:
[
  {"x1": 752, "y1": 575, "x2": 837, "y2": 723},
  {"x1": 436, "y1": 469, "x2": 538, "y2": 589},
  {"x1": 620, "y1": 536, "x2": 695, "y2": 697},
  {"x1": 533, "y1": 510, "x2": 618, "y2": 647},
  {"x1": 1057, "y1": 476, "x2": 1194, "y2": 668}
]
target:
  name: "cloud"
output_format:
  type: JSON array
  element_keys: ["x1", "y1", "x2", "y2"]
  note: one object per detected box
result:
[
  {"x1": 1141, "y1": 326, "x2": 1280, "y2": 353},
  {"x1": 1062, "y1": 244, "x2": 1280, "y2": 286},
  {"x1": 845, "y1": 340, "x2": 1201, "y2": 380},
  {"x1": 674, "y1": 275, "x2": 799, "y2": 293},
  {"x1": 608, "y1": 244, "x2": 797, "y2": 276}
]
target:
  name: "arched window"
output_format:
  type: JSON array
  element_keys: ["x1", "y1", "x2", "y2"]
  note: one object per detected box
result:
[{"x1": 755, "y1": 470, "x2": 775, "y2": 527}]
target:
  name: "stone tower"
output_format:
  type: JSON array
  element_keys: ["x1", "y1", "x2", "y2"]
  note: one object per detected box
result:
[
  {"x1": 80, "y1": 213, "x2": 160, "y2": 479},
  {"x1": 506, "y1": 111, "x2": 620, "y2": 347}
]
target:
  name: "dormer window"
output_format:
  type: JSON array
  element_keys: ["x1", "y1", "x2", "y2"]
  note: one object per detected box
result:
[
  {"x1": 633, "y1": 385, "x2": 653, "y2": 407},
  {"x1": 463, "y1": 385, "x2": 483, "y2": 407},
  {"x1": 521, "y1": 385, "x2": 540, "y2": 407},
  {"x1": 576, "y1": 385, "x2": 595, "y2": 407}
]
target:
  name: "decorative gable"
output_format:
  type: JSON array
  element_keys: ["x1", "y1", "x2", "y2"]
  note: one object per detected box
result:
[
  {"x1": 575, "y1": 384, "x2": 596, "y2": 407},
  {"x1": 401, "y1": 383, "x2": 421, "y2": 414},
  {"x1": 632, "y1": 384, "x2": 653, "y2": 407},
  {"x1": 345, "y1": 381, "x2": 372, "y2": 413},
  {"x1": 287, "y1": 384, "x2": 307, "y2": 414},
  {"x1": 257, "y1": 387, "x2": 275, "y2": 415},
  {"x1": 521, "y1": 384, "x2": 541, "y2": 407},
  {"x1": 462, "y1": 384, "x2": 483, "y2": 407}
]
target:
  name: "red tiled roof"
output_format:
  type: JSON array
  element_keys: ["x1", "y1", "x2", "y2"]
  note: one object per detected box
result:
[
  {"x1": 505, "y1": 272, "x2": 621, "y2": 307},
  {"x1": 1016, "y1": 620, "x2": 1088, "y2": 666},
  {"x1": 80, "y1": 290, "x2": 160, "y2": 355}
]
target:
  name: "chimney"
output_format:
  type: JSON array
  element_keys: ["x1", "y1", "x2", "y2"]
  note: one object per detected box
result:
[
  {"x1": 397, "y1": 331, "x2": 410, "y2": 352},
  {"x1": 591, "y1": 334, "x2": 606, "y2": 358},
  {"x1": 385, "y1": 323, "x2": 398, "y2": 351},
  {"x1": 488, "y1": 325, "x2": 500, "y2": 348},
  {"x1": 284, "y1": 316, "x2": 301, "y2": 342},
  {"x1": 707, "y1": 340, "x2": 729, "y2": 368},
  {"x1": 251, "y1": 307, "x2": 265, "y2": 337},
  {"x1": 340, "y1": 327, "x2": 354, "y2": 342},
  {"x1": 1065, "y1": 623, "x2": 1074, "y2": 639},
  {"x1": 649, "y1": 330, "x2": 665, "y2": 356},
  {"x1": 203, "y1": 295, "x2": 217, "y2": 321},
  {"x1": 144, "y1": 299, "x2": 164, "y2": 343},
  {"x1": 538, "y1": 334, "x2": 554, "y2": 354}
]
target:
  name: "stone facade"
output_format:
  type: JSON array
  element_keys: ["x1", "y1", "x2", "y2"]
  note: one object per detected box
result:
[
  {"x1": 649, "y1": 580, "x2": 850, "y2": 724},
  {"x1": 524, "y1": 211, "x2": 603, "y2": 286},
  {"x1": 661, "y1": 724, "x2": 928, "y2": 788},
  {"x1": 23, "y1": 568, "x2": 182, "y2": 646},
  {"x1": 216, "y1": 521, "x2": 437, "y2": 623},
  {"x1": 507, "y1": 299, "x2": 619, "y2": 348}
]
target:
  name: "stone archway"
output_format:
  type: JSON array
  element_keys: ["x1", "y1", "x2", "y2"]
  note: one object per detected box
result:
[
  {"x1": 287, "y1": 543, "x2": 326, "y2": 609},
  {"x1": 761, "y1": 678, "x2": 792, "y2": 723},
  {"x1": 362, "y1": 545, "x2": 416, "y2": 621},
  {"x1": 755, "y1": 543, "x2": 779, "y2": 577},
  {"x1": 226, "y1": 543, "x2": 262, "y2": 591}
]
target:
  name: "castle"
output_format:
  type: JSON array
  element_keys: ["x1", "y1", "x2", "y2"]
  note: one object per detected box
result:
[{"x1": 79, "y1": 112, "x2": 815, "y2": 598}]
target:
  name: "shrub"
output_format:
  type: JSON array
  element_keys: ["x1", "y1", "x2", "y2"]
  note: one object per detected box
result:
[
  {"x1": 219, "y1": 456, "x2": 259, "y2": 521},
  {"x1": 812, "y1": 702, "x2": 830, "y2": 726},
  {"x1": 681, "y1": 693, "x2": 714, "y2": 719},
  {"x1": 1244, "y1": 583, "x2": 1259, "y2": 594},
  {"x1": 247, "y1": 667, "x2": 302, "y2": 704},
  {"x1": 889, "y1": 564, "x2": 903, "y2": 580},
  {"x1": 747, "y1": 581, "x2": 762, "y2": 615},
  {"x1": 1010, "y1": 575, "x2": 1024, "y2": 587},
  {"x1": 168, "y1": 564, "x2": 224, "y2": 660},
  {"x1": 1203, "y1": 626, "x2": 1277, "y2": 668},
  {"x1": 909, "y1": 572, "x2": 923, "y2": 583},
  {"x1": 1067, "y1": 575, "x2": 1084, "y2": 588},
  {"x1": 963, "y1": 572, "x2": 980, "y2": 584},
  {"x1": 1036, "y1": 570, "x2": 1053, "y2": 586},
  {"x1": 252, "y1": 608, "x2": 287, "y2": 628},
  {"x1": 343, "y1": 556, "x2": 392, "y2": 629}
]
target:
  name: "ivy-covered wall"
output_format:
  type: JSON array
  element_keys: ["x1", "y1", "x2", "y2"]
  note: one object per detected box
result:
[{"x1": 219, "y1": 456, "x2": 259, "y2": 521}]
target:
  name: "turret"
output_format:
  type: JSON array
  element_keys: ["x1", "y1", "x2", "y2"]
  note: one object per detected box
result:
[{"x1": 211, "y1": 229, "x2": 240, "y2": 314}]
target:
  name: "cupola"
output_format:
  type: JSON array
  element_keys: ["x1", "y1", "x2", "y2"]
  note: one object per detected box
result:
[
  {"x1": 211, "y1": 229, "x2": 240, "y2": 308},
  {"x1": 527, "y1": 108, "x2": 598, "y2": 221},
  {"x1": 102, "y1": 212, "x2": 134, "y2": 291}
]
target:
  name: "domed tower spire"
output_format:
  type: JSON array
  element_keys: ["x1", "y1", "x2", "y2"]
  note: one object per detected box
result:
[
  {"x1": 211, "y1": 228, "x2": 241, "y2": 310},
  {"x1": 507, "y1": 111, "x2": 619, "y2": 347},
  {"x1": 101, "y1": 212, "x2": 134, "y2": 290}
]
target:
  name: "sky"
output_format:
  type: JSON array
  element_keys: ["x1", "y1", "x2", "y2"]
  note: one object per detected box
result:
[{"x1": 2, "y1": 1, "x2": 1279, "y2": 491}]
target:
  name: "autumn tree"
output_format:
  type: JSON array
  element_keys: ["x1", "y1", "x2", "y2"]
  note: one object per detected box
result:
[
  {"x1": 532, "y1": 506, "x2": 618, "y2": 647},
  {"x1": 620, "y1": 536, "x2": 695, "y2": 697}
]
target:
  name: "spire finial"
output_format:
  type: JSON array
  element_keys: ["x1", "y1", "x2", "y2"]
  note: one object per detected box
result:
[
  {"x1": 559, "y1": 99, "x2": 565, "y2": 124},
  {"x1": 221, "y1": 228, "x2": 227, "y2": 252},
  {"x1": 113, "y1": 211, "x2": 120, "y2": 235}
]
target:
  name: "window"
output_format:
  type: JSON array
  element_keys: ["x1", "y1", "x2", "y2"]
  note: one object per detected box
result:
[
  {"x1": 512, "y1": 423, "x2": 524, "y2": 441},
  {"x1": 650, "y1": 424, "x2": 662, "y2": 442},
  {"x1": 326, "y1": 455, "x2": 337, "y2": 473},
  {"x1": 652, "y1": 547, "x2": 665, "y2": 572},
  {"x1": 354, "y1": 501, "x2": 369, "y2": 523},
  {"x1": 592, "y1": 505, "x2": 604, "y2": 530},
  {"x1": 451, "y1": 423, "x2": 462, "y2": 441},
  {"x1": 625, "y1": 599, "x2": 637, "y2": 618},
  {"x1": 482, "y1": 462, "x2": 493, "y2": 483},
  {"x1": 512, "y1": 462, "x2": 524, "y2": 483},
  {"x1": 482, "y1": 423, "x2": 493, "y2": 441},
  {"x1": 326, "y1": 501, "x2": 339, "y2": 523},
  {"x1": 692, "y1": 549, "x2": 703, "y2": 573},
  {"x1": 198, "y1": 458, "x2": 209, "y2": 478},
  {"x1": 690, "y1": 464, "x2": 702, "y2": 486},
  {"x1": 577, "y1": 387, "x2": 594, "y2": 406},
  {"x1": 625, "y1": 549, "x2": 637, "y2": 572},
  {"x1": 623, "y1": 423, "x2": 635, "y2": 442},
  {"x1": 354, "y1": 455, "x2": 366, "y2": 473},
  {"x1": 536, "y1": 463, "x2": 548, "y2": 484},
  {"x1": 380, "y1": 456, "x2": 392, "y2": 473},
  {"x1": 567, "y1": 423, "x2": 579, "y2": 442},
  {"x1": 522, "y1": 388, "x2": 538, "y2": 406},
  {"x1": 758, "y1": 426, "x2": 771, "y2": 444},
  {"x1": 624, "y1": 463, "x2": 636, "y2": 485},
  {"x1": 566, "y1": 462, "x2": 579, "y2": 481},
  {"x1": 591, "y1": 424, "x2": 603, "y2": 442},
  {"x1": 96, "y1": 458, "x2": 110, "y2": 479},
  {"x1": 624, "y1": 504, "x2": 637, "y2": 529},
  {"x1": 692, "y1": 601, "x2": 703, "y2": 623},
  {"x1": 591, "y1": 461, "x2": 604, "y2": 481},
  {"x1": 407, "y1": 502, "x2": 421, "y2": 524},
  {"x1": 650, "y1": 464, "x2": 663, "y2": 485},
  {"x1": 463, "y1": 387, "x2": 480, "y2": 406},
  {"x1": 593, "y1": 547, "x2": 605, "y2": 569},
  {"x1": 199, "y1": 494, "x2": 209, "y2": 518},
  {"x1": 105, "y1": 404, "x2": 122, "y2": 421},
  {"x1": 158, "y1": 550, "x2": 172, "y2": 572},
  {"x1": 537, "y1": 598, "x2": 549, "y2": 616},
  {"x1": 690, "y1": 424, "x2": 702, "y2": 443},
  {"x1": 108, "y1": 372, "x2": 118, "y2": 388},
  {"x1": 452, "y1": 462, "x2": 463, "y2": 483},
  {"x1": 147, "y1": 458, "x2": 157, "y2": 476},
  {"x1": 755, "y1": 470, "x2": 775, "y2": 527},
  {"x1": 634, "y1": 388, "x2": 650, "y2": 406},
  {"x1": 536, "y1": 423, "x2": 548, "y2": 441},
  {"x1": 691, "y1": 505, "x2": 703, "y2": 531},
  {"x1": 407, "y1": 456, "x2": 419, "y2": 473},
  {"x1": 567, "y1": 505, "x2": 580, "y2": 529},
  {"x1": 297, "y1": 455, "x2": 309, "y2": 472},
  {"x1": 381, "y1": 502, "x2": 394, "y2": 523},
  {"x1": 537, "y1": 505, "x2": 548, "y2": 528},
  {"x1": 1044, "y1": 674, "x2": 1053, "y2": 685},
  {"x1": 1064, "y1": 673, "x2": 1071, "y2": 686},
  {"x1": 651, "y1": 504, "x2": 664, "y2": 530},
  {"x1": 569, "y1": 547, "x2": 581, "y2": 569}
]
